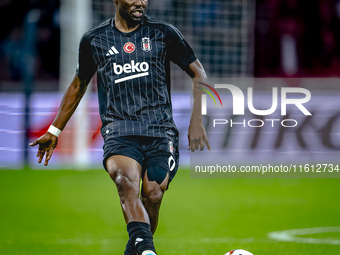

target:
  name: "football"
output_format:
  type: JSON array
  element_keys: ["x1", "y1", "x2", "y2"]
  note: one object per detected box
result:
[{"x1": 225, "y1": 249, "x2": 254, "y2": 255}]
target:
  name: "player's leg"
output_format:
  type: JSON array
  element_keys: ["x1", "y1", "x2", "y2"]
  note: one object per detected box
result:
[
  {"x1": 106, "y1": 155, "x2": 147, "y2": 223},
  {"x1": 141, "y1": 168, "x2": 169, "y2": 234},
  {"x1": 106, "y1": 155, "x2": 157, "y2": 255},
  {"x1": 141, "y1": 137, "x2": 179, "y2": 234}
]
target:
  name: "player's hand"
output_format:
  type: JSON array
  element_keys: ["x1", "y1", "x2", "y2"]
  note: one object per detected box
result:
[
  {"x1": 29, "y1": 132, "x2": 58, "y2": 166},
  {"x1": 187, "y1": 120, "x2": 211, "y2": 152}
]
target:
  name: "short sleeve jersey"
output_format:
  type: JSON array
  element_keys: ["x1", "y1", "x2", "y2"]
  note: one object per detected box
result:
[{"x1": 76, "y1": 16, "x2": 197, "y2": 144}]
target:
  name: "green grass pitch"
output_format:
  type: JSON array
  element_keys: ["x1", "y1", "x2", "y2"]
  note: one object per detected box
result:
[{"x1": 1, "y1": 168, "x2": 340, "y2": 254}]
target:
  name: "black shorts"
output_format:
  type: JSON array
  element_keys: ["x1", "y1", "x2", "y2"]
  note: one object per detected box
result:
[{"x1": 103, "y1": 136, "x2": 179, "y2": 185}]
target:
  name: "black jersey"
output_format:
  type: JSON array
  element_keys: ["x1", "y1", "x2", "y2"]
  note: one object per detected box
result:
[
  {"x1": 76, "y1": 16, "x2": 196, "y2": 144},
  {"x1": 77, "y1": 16, "x2": 196, "y2": 142}
]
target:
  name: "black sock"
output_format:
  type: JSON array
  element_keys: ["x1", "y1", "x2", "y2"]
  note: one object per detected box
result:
[
  {"x1": 124, "y1": 237, "x2": 136, "y2": 255},
  {"x1": 126, "y1": 221, "x2": 156, "y2": 254}
]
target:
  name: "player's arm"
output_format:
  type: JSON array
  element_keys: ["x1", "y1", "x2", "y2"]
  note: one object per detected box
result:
[
  {"x1": 186, "y1": 59, "x2": 211, "y2": 152},
  {"x1": 165, "y1": 25, "x2": 210, "y2": 151},
  {"x1": 50, "y1": 75, "x2": 90, "y2": 131},
  {"x1": 29, "y1": 75, "x2": 91, "y2": 166}
]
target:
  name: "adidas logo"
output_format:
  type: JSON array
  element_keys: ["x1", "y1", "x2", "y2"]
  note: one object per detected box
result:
[
  {"x1": 135, "y1": 237, "x2": 143, "y2": 246},
  {"x1": 106, "y1": 46, "x2": 119, "y2": 56}
]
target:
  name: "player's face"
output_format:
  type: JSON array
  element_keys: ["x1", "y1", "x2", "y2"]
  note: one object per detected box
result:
[{"x1": 115, "y1": 0, "x2": 148, "y2": 24}]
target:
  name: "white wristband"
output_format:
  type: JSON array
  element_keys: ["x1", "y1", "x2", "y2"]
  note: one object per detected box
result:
[{"x1": 48, "y1": 125, "x2": 62, "y2": 137}]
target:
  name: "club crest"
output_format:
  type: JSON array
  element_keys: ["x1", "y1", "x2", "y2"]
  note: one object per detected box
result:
[
  {"x1": 141, "y1": 37, "x2": 152, "y2": 52},
  {"x1": 168, "y1": 141, "x2": 174, "y2": 154}
]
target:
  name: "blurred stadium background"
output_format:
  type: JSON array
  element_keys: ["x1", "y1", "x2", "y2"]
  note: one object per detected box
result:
[
  {"x1": 1, "y1": 0, "x2": 340, "y2": 169},
  {"x1": 1, "y1": 1, "x2": 340, "y2": 255}
]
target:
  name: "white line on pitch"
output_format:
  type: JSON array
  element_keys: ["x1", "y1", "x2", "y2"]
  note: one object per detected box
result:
[{"x1": 268, "y1": 226, "x2": 340, "y2": 245}]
